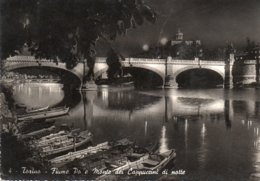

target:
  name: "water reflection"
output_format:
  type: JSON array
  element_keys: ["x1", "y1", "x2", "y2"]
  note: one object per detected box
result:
[
  {"x1": 144, "y1": 120, "x2": 148, "y2": 137},
  {"x1": 253, "y1": 126, "x2": 260, "y2": 179},
  {"x1": 13, "y1": 83, "x2": 64, "y2": 108},
  {"x1": 95, "y1": 89, "x2": 162, "y2": 111},
  {"x1": 198, "y1": 123, "x2": 207, "y2": 169},
  {"x1": 159, "y1": 125, "x2": 169, "y2": 154},
  {"x1": 224, "y1": 100, "x2": 233, "y2": 129},
  {"x1": 12, "y1": 84, "x2": 260, "y2": 180},
  {"x1": 184, "y1": 118, "x2": 188, "y2": 150}
]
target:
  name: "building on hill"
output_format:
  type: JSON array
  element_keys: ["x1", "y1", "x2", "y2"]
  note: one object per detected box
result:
[
  {"x1": 133, "y1": 29, "x2": 203, "y2": 59},
  {"x1": 170, "y1": 28, "x2": 201, "y2": 46}
]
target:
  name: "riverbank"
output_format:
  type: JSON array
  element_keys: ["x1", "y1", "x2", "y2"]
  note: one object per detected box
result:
[
  {"x1": 0, "y1": 81, "x2": 48, "y2": 179},
  {"x1": 0, "y1": 93, "x2": 13, "y2": 119},
  {"x1": 0, "y1": 81, "x2": 19, "y2": 135}
]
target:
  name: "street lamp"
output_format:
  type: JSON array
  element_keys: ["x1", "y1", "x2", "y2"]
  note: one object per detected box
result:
[{"x1": 256, "y1": 48, "x2": 260, "y2": 86}]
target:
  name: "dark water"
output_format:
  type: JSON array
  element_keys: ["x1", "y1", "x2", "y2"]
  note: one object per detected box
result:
[{"x1": 12, "y1": 83, "x2": 260, "y2": 180}]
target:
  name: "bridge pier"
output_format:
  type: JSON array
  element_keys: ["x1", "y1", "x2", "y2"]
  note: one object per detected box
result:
[
  {"x1": 164, "y1": 56, "x2": 178, "y2": 88},
  {"x1": 224, "y1": 54, "x2": 235, "y2": 89},
  {"x1": 164, "y1": 75, "x2": 178, "y2": 88}
]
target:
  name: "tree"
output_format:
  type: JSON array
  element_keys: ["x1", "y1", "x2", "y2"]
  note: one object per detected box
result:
[
  {"x1": 106, "y1": 48, "x2": 123, "y2": 80},
  {"x1": 1, "y1": 0, "x2": 156, "y2": 82}
]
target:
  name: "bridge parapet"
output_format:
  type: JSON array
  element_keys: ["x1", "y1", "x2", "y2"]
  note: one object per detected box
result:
[
  {"x1": 95, "y1": 57, "x2": 166, "y2": 64},
  {"x1": 167, "y1": 59, "x2": 224, "y2": 65},
  {"x1": 5, "y1": 55, "x2": 52, "y2": 63},
  {"x1": 199, "y1": 60, "x2": 225, "y2": 65},
  {"x1": 243, "y1": 60, "x2": 257, "y2": 64},
  {"x1": 126, "y1": 58, "x2": 165, "y2": 63},
  {"x1": 94, "y1": 57, "x2": 225, "y2": 66}
]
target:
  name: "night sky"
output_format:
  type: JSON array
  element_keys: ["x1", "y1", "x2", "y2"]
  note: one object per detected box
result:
[{"x1": 97, "y1": 0, "x2": 260, "y2": 56}]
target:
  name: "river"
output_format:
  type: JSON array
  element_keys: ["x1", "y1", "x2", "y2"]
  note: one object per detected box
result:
[{"x1": 12, "y1": 83, "x2": 260, "y2": 180}]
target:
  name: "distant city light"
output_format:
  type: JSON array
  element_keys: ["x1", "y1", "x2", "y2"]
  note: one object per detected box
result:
[
  {"x1": 160, "y1": 37, "x2": 168, "y2": 45},
  {"x1": 142, "y1": 44, "x2": 149, "y2": 51}
]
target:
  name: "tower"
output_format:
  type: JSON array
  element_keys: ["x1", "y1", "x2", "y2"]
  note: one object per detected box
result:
[{"x1": 175, "y1": 28, "x2": 183, "y2": 41}]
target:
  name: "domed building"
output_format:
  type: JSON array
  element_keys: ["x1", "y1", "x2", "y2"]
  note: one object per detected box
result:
[{"x1": 170, "y1": 28, "x2": 201, "y2": 46}]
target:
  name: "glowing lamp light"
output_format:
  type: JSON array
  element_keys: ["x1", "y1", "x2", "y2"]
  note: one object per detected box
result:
[
  {"x1": 142, "y1": 44, "x2": 149, "y2": 51},
  {"x1": 160, "y1": 37, "x2": 168, "y2": 45}
]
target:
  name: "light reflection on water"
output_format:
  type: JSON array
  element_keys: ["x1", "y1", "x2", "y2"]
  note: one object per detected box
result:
[
  {"x1": 198, "y1": 123, "x2": 207, "y2": 169},
  {"x1": 13, "y1": 83, "x2": 64, "y2": 108},
  {"x1": 12, "y1": 84, "x2": 260, "y2": 180},
  {"x1": 159, "y1": 125, "x2": 169, "y2": 154}
]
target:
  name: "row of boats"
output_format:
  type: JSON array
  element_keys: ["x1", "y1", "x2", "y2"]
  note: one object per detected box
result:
[
  {"x1": 18, "y1": 121, "x2": 176, "y2": 178},
  {"x1": 16, "y1": 105, "x2": 176, "y2": 178}
]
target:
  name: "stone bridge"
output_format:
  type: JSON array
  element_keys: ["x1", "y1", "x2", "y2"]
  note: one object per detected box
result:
[
  {"x1": 3, "y1": 55, "x2": 235, "y2": 88},
  {"x1": 94, "y1": 56, "x2": 233, "y2": 88}
]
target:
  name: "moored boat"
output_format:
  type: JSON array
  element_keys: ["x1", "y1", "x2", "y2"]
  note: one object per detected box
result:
[
  {"x1": 67, "y1": 143, "x2": 149, "y2": 172},
  {"x1": 17, "y1": 119, "x2": 55, "y2": 134},
  {"x1": 30, "y1": 129, "x2": 81, "y2": 148},
  {"x1": 39, "y1": 130, "x2": 93, "y2": 157},
  {"x1": 32, "y1": 133, "x2": 70, "y2": 148},
  {"x1": 19, "y1": 125, "x2": 56, "y2": 140},
  {"x1": 50, "y1": 138, "x2": 134, "y2": 167},
  {"x1": 17, "y1": 106, "x2": 69, "y2": 121},
  {"x1": 38, "y1": 130, "x2": 69, "y2": 140},
  {"x1": 113, "y1": 149, "x2": 176, "y2": 172},
  {"x1": 26, "y1": 106, "x2": 49, "y2": 113},
  {"x1": 50, "y1": 142, "x2": 110, "y2": 166},
  {"x1": 98, "y1": 149, "x2": 176, "y2": 180}
]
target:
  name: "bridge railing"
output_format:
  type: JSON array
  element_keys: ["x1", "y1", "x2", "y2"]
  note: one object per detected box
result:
[
  {"x1": 199, "y1": 60, "x2": 225, "y2": 65},
  {"x1": 126, "y1": 58, "x2": 165, "y2": 62},
  {"x1": 5, "y1": 55, "x2": 53, "y2": 62},
  {"x1": 243, "y1": 60, "x2": 257, "y2": 64},
  {"x1": 95, "y1": 57, "x2": 225, "y2": 65},
  {"x1": 5, "y1": 55, "x2": 225, "y2": 66}
]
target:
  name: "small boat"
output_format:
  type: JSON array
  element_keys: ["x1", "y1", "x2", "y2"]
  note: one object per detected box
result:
[
  {"x1": 30, "y1": 129, "x2": 80, "y2": 148},
  {"x1": 32, "y1": 133, "x2": 70, "y2": 148},
  {"x1": 50, "y1": 138, "x2": 134, "y2": 167},
  {"x1": 39, "y1": 130, "x2": 93, "y2": 157},
  {"x1": 19, "y1": 125, "x2": 56, "y2": 140},
  {"x1": 26, "y1": 106, "x2": 49, "y2": 113},
  {"x1": 98, "y1": 149, "x2": 176, "y2": 180},
  {"x1": 69, "y1": 144, "x2": 148, "y2": 172},
  {"x1": 78, "y1": 81, "x2": 98, "y2": 91},
  {"x1": 113, "y1": 149, "x2": 176, "y2": 172},
  {"x1": 39, "y1": 130, "x2": 71, "y2": 140},
  {"x1": 17, "y1": 119, "x2": 55, "y2": 134},
  {"x1": 50, "y1": 142, "x2": 110, "y2": 166},
  {"x1": 15, "y1": 103, "x2": 27, "y2": 108},
  {"x1": 17, "y1": 106, "x2": 69, "y2": 121}
]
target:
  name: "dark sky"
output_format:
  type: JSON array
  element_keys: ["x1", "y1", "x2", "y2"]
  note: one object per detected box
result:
[{"x1": 97, "y1": 0, "x2": 260, "y2": 56}]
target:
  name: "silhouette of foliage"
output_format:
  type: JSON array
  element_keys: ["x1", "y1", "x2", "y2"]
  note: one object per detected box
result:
[
  {"x1": 1, "y1": 0, "x2": 156, "y2": 79},
  {"x1": 106, "y1": 48, "x2": 123, "y2": 79}
]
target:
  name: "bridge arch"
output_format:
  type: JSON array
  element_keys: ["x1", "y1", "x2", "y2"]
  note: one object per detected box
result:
[
  {"x1": 94, "y1": 67, "x2": 108, "y2": 80},
  {"x1": 125, "y1": 64, "x2": 165, "y2": 80},
  {"x1": 174, "y1": 67, "x2": 224, "y2": 88},
  {"x1": 172, "y1": 66, "x2": 225, "y2": 79},
  {"x1": 124, "y1": 66, "x2": 164, "y2": 87},
  {"x1": 94, "y1": 64, "x2": 165, "y2": 88},
  {"x1": 4, "y1": 61, "x2": 83, "y2": 87}
]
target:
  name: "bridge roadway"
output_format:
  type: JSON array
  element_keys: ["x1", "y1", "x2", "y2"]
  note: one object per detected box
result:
[{"x1": 3, "y1": 55, "x2": 234, "y2": 88}]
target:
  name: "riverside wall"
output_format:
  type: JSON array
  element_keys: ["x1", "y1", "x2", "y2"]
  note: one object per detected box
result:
[{"x1": 233, "y1": 60, "x2": 259, "y2": 86}]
